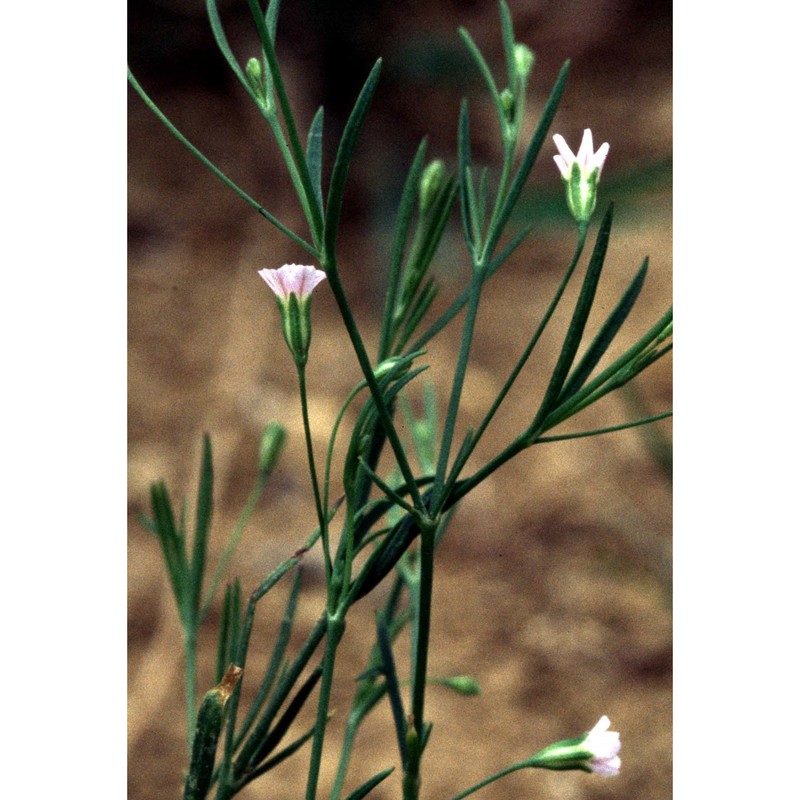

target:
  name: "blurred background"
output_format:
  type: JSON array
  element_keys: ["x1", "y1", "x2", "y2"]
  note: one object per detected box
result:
[{"x1": 128, "y1": 1, "x2": 672, "y2": 798}]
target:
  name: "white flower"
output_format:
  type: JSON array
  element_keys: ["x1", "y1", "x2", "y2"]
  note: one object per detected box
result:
[
  {"x1": 552, "y1": 129, "x2": 609, "y2": 181},
  {"x1": 552, "y1": 129, "x2": 610, "y2": 224},
  {"x1": 583, "y1": 715, "x2": 621, "y2": 777}
]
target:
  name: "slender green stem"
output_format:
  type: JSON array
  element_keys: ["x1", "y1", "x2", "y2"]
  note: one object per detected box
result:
[
  {"x1": 183, "y1": 626, "x2": 198, "y2": 753},
  {"x1": 297, "y1": 364, "x2": 332, "y2": 583},
  {"x1": 447, "y1": 760, "x2": 529, "y2": 800},
  {"x1": 200, "y1": 479, "x2": 266, "y2": 619},
  {"x1": 322, "y1": 251, "x2": 425, "y2": 514},
  {"x1": 534, "y1": 411, "x2": 673, "y2": 443},
  {"x1": 432, "y1": 273, "x2": 482, "y2": 513},
  {"x1": 245, "y1": 0, "x2": 324, "y2": 243},
  {"x1": 453, "y1": 230, "x2": 587, "y2": 475},
  {"x1": 127, "y1": 68, "x2": 318, "y2": 257},
  {"x1": 404, "y1": 522, "x2": 436, "y2": 800},
  {"x1": 480, "y1": 138, "x2": 516, "y2": 264},
  {"x1": 305, "y1": 616, "x2": 346, "y2": 800},
  {"x1": 410, "y1": 524, "x2": 435, "y2": 737}
]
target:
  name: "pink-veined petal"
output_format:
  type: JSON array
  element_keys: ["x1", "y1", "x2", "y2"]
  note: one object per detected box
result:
[
  {"x1": 576, "y1": 129, "x2": 594, "y2": 171},
  {"x1": 553, "y1": 154, "x2": 570, "y2": 179},
  {"x1": 593, "y1": 141, "x2": 610, "y2": 174},
  {"x1": 258, "y1": 264, "x2": 326, "y2": 300},
  {"x1": 552, "y1": 134, "x2": 576, "y2": 165}
]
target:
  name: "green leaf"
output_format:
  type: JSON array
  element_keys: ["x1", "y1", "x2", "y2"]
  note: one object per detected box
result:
[
  {"x1": 265, "y1": 0, "x2": 281, "y2": 41},
  {"x1": 379, "y1": 139, "x2": 429, "y2": 359},
  {"x1": 457, "y1": 101, "x2": 479, "y2": 252},
  {"x1": 149, "y1": 481, "x2": 190, "y2": 616},
  {"x1": 233, "y1": 723, "x2": 316, "y2": 790},
  {"x1": 127, "y1": 68, "x2": 317, "y2": 255},
  {"x1": 234, "y1": 568, "x2": 304, "y2": 748},
  {"x1": 558, "y1": 257, "x2": 649, "y2": 403},
  {"x1": 246, "y1": 666, "x2": 323, "y2": 768},
  {"x1": 190, "y1": 435, "x2": 214, "y2": 615},
  {"x1": 306, "y1": 105, "x2": 325, "y2": 216},
  {"x1": 216, "y1": 581, "x2": 242, "y2": 683},
  {"x1": 498, "y1": 0, "x2": 517, "y2": 93},
  {"x1": 206, "y1": 0, "x2": 252, "y2": 98},
  {"x1": 376, "y1": 616, "x2": 408, "y2": 766},
  {"x1": 458, "y1": 28, "x2": 505, "y2": 131},
  {"x1": 533, "y1": 203, "x2": 614, "y2": 426},
  {"x1": 325, "y1": 59, "x2": 383, "y2": 252},
  {"x1": 343, "y1": 767, "x2": 395, "y2": 800},
  {"x1": 484, "y1": 59, "x2": 570, "y2": 259}
]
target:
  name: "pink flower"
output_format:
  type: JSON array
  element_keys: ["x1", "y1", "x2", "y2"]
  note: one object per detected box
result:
[
  {"x1": 583, "y1": 716, "x2": 621, "y2": 777},
  {"x1": 258, "y1": 264, "x2": 326, "y2": 301},
  {"x1": 552, "y1": 129, "x2": 609, "y2": 181}
]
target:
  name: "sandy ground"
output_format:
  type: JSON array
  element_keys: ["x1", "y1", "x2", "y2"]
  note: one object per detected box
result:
[{"x1": 128, "y1": 2, "x2": 672, "y2": 798}]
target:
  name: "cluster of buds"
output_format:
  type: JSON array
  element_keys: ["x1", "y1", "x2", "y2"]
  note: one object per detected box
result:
[
  {"x1": 552, "y1": 128, "x2": 610, "y2": 225},
  {"x1": 258, "y1": 264, "x2": 327, "y2": 366}
]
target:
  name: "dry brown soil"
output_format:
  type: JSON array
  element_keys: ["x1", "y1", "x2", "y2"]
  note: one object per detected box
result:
[{"x1": 129, "y1": 2, "x2": 672, "y2": 798}]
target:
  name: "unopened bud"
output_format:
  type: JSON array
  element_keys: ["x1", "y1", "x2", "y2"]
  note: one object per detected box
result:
[
  {"x1": 245, "y1": 57, "x2": 268, "y2": 105},
  {"x1": 513, "y1": 44, "x2": 534, "y2": 83},
  {"x1": 258, "y1": 421, "x2": 286, "y2": 477},
  {"x1": 419, "y1": 159, "x2": 446, "y2": 214},
  {"x1": 500, "y1": 88, "x2": 515, "y2": 122},
  {"x1": 438, "y1": 675, "x2": 481, "y2": 696}
]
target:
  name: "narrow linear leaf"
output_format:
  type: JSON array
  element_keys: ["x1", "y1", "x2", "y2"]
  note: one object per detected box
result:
[
  {"x1": 128, "y1": 69, "x2": 317, "y2": 255},
  {"x1": 499, "y1": 0, "x2": 517, "y2": 92},
  {"x1": 216, "y1": 582, "x2": 240, "y2": 683},
  {"x1": 379, "y1": 139, "x2": 429, "y2": 359},
  {"x1": 458, "y1": 28, "x2": 505, "y2": 127},
  {"x1": 265, "y1": 0, "x2": 281, "y2": 41},
  {"x1": 246, "y1": 666, "x2": 323, "y2": 769},
  {"x1": 234, "y1": 723, "x2": 316, "y2": 790},
  {"x1": 206, "y1": 0, "x2": 252, "y2": 96},
  {"x1": 191, "y1": 435, "x2": 214, "y2": 615},
  {"x1": 544, "y1": 306, "x2": 673, "y2": 427},
  {"x1": 533, "y1": 203, "x2": 614, "y2": 425},
  {"x1": 325, "y1": 59, "x2": 383, "y2": 251},
  {"x1": 150, "y1": 482, "x2": 189, "y2": 614},
  {"x1": 558, "y1": 257, "x2": 649, "y2": 402},
  {"x1": 343, "y1": 767, "x2": 395, "y2": 800},
  {"x1": 457, "y1": 101, "x2": 477, "y2": 250},
  {"x1": 484, "y1": 59, "x2": 570, "y2": 258},
  {"x1": 376, "y1": 616, "x2": 409, "y2": 766},
  {"x1": 234, "y1": 568, "x2": 304, "y2": 748},
  {"x1": 306, "y1": 105, "x2": 325, "y2": 216}
]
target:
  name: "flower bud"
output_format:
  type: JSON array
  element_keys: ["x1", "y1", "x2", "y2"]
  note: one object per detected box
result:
[
  {"x1": 418, "y1": 159, "x2": 445, "y2": 215},
  {"x1": 513, "y1": 43, "x2": 534, "y2": 83},
  {"x1": 245, "y1": 57, "x2": 269, "y2": 108},
  {"x1": 499, "y1": 87, "x2": 515, "y2": 122},
  {"x1": 438, "y1": 675, "x2": 481, "y2": 696},
  {"x1": 258, "y1": 421, "x2": 286, "y2": 477}
]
